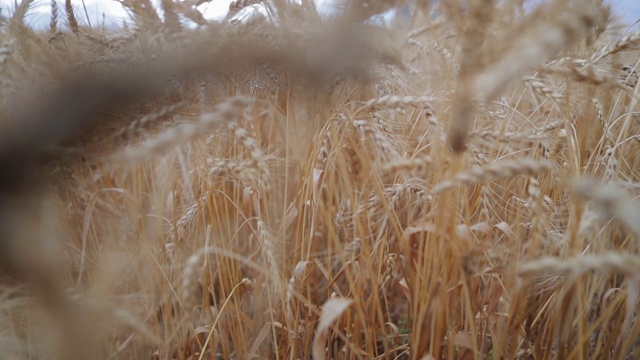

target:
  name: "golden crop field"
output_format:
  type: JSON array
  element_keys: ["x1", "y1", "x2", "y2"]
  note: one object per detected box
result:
[{"x1": 0, "y1": 0, "x2": 639, "y2": 359}]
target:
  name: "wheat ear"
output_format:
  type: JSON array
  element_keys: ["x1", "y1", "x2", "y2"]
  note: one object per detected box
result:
[
  {"x1": 433, "y1": 159, "x2": 553, "y2": 193},
  {"x1": 111, "y1": 97, "x2": 250, "y2": 162}
]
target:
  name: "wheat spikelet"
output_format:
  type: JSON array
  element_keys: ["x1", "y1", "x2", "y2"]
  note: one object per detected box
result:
[
  {"x1": 181, "y1": 246, "x2": 212, "y2": 308},
  {"x1": 111, "y1": 97, "x2": 250, "y2": 162},
  {"x1": 524, "y1": 76, "x2": 564, "y2": 104},
  {"x1": 342, "y1": 139, "x2": 363, "y2": 180},
  {"x1": 351, "y1": 118, "x2": 399, "y2": 160},
  {"x1": 360, "y1": 183, "x2": 429, "y2": 218},
  {"x1": 116, "y1": 101, "x2": 186, "y2": 140},
  {"x1": 105, "y1": 29, "x2": 139, "y2": 50},
  {"x1": 361, "y1": 95, "x2": 436, "y2": 111},
  {"x1": 602, "y1": 147, "x2": 618, "y2": 183},
  {"x1": 431, "y1": 41, "x2": 457, "y2": 73},
  {"x1": 49, "y1": 0, "x2": 58, "y2": 35},
  {"x1": 592, "y1": 31, "x2": 640, "y2": 62},
  {"x1": 592, "y1": 98, "x2": 606, "y2": 127},
  {"x1": 548, "y1": 128, "x2": 567, "y2": 162},
  {"x1": 226, "y1": 119, "x2": 270, "y2": 187},
  {"x1": 577, "y1": 206, "x2": 601, "y2": 240},
  {"x1": 175, "y1": 194, "x2": 208, "y2": 234},
  {"x1": 315, "y1": 128, "x2": 331, "y2": 171},
  {"x1": 526, "y1": 177, "x2": 545, "y2": 254},
  {"x1": 256, "y1": 219, "x2": 279, "y2": 273},
  {"x1": 407, "y1": 37, "x2": 428, "y2": 55},
  {"x1": 518, "y1": 253, "x2": 640, "y2": 277},
  {"x1": 433, "y1": 159, "x2": 553, "y2": 194},
  {"x1": 542, "y1": 63, "x2": 626, "y2": 90},
  {"x1": 0, "y1": 40, "x2": 14, "y2": 90},
  {"x1": 470, "y1": 129, "x2": 545, "y2": 143},
  {"x1": 477, "y1": 185, "x2": 492, "y2": 222},
  {"x1": 196, "y1": 79, "x2": 208, "y2": 108},
  {"x1": 285, "y1": 260, "x2": 311, "y2": 322},
  {"x1": 381, "y1": 156, "x2": 433, "y2": 175},
  {"x1": 64, "y1": 0, "x2": 79, "y2": 33},
  {"x1": 208, "y1": 158, "x2": 252, "y2": 180},
  {"x1": 540, "y1": 120, "x2": 564, "y2": 133}
]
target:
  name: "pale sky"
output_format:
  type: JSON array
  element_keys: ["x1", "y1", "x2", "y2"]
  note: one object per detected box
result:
[
  {"x1": 607, "y1": 0, "x2": 640, "y2": 26},
  {"x1": 0, "y1": 0, "x2": 638, "y2": 30}
]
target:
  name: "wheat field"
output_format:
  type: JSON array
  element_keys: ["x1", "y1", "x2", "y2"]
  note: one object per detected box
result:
[{"x1": 0, "y1": 0, "x2": 639, "y2": 359}]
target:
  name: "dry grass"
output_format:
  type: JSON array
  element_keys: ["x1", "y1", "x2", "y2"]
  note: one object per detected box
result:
[{"x1": 1, "y1": 0, "x2": 640, "y2": 359}]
